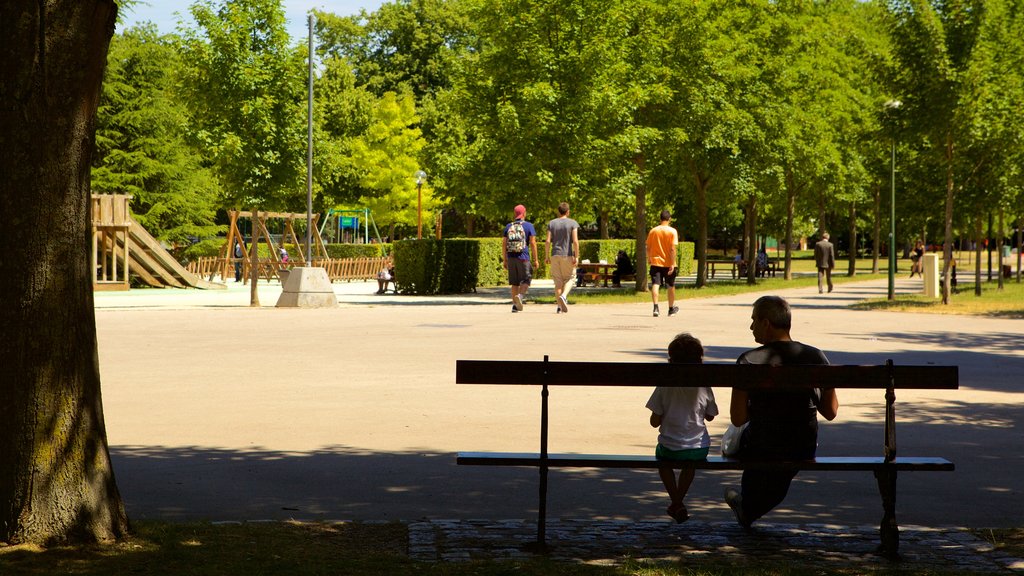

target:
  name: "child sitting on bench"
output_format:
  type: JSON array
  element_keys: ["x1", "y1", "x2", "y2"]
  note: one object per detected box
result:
[{"x1": 646, "y1": 333, "x2": 719, "y2": 523}]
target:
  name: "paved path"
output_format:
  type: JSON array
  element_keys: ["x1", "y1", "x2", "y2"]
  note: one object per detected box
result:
[
  {"x1": 407, "y1": 519, "x2": 1022, "y2": 571},
  {"x1": 93, "y1": 275, "x2": 1023, "y2": 569}
]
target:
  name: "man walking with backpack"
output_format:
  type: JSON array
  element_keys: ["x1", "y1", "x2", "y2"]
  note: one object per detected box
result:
[{"x1": 503, "y1": 204, "x2": 538, "y2": 312}]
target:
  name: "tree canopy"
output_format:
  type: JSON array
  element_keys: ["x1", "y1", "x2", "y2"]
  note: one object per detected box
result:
[{"x1": 91, "y1": 0, "x2": 1024, "y2": 294}]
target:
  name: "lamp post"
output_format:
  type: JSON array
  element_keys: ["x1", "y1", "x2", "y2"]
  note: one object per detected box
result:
[
  {"x1": 415, "y1": 170, "x2": 427, "y2": 239},
  {"x1": 884, "y1": 99, "x2": 902, "y2": 301}
]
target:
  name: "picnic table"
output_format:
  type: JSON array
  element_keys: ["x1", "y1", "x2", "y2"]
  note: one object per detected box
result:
[{"x1": 578, "y1": 261, "x2": 615, "y2": 287}]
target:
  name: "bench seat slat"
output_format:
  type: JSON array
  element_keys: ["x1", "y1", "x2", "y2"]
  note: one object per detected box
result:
[
  {"x1": 455, "y1": 360, "x2": 958, "y2": 390},
  {"x1": 457, "y1": 452, "x2": 954, "y2": 472}
]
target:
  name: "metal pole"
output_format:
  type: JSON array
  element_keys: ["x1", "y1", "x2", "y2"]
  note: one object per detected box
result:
[
  {"x1": 306, "y1": 14, "x2": 314, "y2": 263},
  {"x1": 417, "y1": 181, "x2": 423, "y2": 239},
  {"x1": 888, "y1": 138, "x2": 896, "y2": 300}
]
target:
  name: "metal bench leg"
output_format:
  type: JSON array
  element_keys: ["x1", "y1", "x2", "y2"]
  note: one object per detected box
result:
[
  {"x1": 525, "y1": 363, "x2": 550, "y2": 554},
  {"x1": 874, "y1": 466, "x2": 900, "y2": 559}
]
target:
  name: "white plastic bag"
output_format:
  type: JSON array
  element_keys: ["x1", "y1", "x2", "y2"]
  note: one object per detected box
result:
[{"x1": 721, "y1": 423, "x2": 748, "y2": 457}]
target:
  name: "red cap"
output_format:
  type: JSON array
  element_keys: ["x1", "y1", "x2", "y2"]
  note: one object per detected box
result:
[{"x1": 514, "y1": 204, "x2": 526, "y2": 218}]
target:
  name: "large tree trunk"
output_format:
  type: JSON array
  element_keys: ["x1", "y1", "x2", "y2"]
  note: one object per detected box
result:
[
  {"x1": 745, "y1": 196, "x2": 757, "y2": 285},
  {"x1": 974, "y1": 217, "x2": 983, "y2": 297},
  {"x1": 872, "y1": 183, "x2": 881, "y2": 274},
  {"x1": 692, "y1": 166, "x2": 710, "y2": 288},
  {"x1": 633, "y1": 155, "x2": 648, "y2": 292},
  {"x1": 784, "y1": 170, "x2": 800, "y2": 280},
  {"x1": 997, "y1": 208, "x2": 1004, "y2": 291},
  {"x1": 941, "y1": 134, "x2": 955, "y2": 304},
  {"x1": 847, "y1": 201, "x2": 857, "y2": 276},
  {"x1": 0, "y1": 1, "x2": 129, "y2": 544},
  {"x1": 1017, "y1": 218, "x2": 1022, "y2": 283}
]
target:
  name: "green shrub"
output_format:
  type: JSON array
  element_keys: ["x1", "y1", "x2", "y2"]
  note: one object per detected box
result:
[
  {"x1": 325, "y1": 243, "x2": 389, "y2": 259},
  {"x1": 678, "y1": 241, "x2": 695, "y2": 275},
  {"x1": 182, "y1": 239, "x2": 223, "y2": 260},
  {"x1": 393, "y1": 239, "x2": 473, "y2": 294}
]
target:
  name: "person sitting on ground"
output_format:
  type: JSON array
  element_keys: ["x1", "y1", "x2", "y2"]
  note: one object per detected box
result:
[
  {"x1": 646, "y1": 333, "x2": 719, "y2": 523},
  {"x1": 612, "y1": 250, "x2": 634, "y2": 288},
  {"x1": 724, "y1": 295, "x2": 839, "y2": 528}
]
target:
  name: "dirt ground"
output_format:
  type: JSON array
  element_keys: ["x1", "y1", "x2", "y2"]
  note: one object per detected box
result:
[{"x1": 93, "y1": 277, "x2": 1023, "y2": 529}]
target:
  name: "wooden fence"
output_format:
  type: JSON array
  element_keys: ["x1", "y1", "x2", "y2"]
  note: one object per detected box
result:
[{"x1": 187, "y1": 256, "x2": 391, "y2": 283}]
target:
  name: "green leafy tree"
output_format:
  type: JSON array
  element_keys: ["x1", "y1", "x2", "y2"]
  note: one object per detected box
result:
[
  {"x1": 311, "y1": 53, "x2": 376, "y2": 209},
  {"x1": 350, "y1": 92, "x2": 430, "y2": 238},
  {"x1": 178, "y1": 0, "x2": 307, "y2": 210},
  {"x1": 94, "y1": 24, "x2": 222, "y2": 244},
  {"x1": 315, "y1": 0, "x2": 473, "y2": 99},
  {"x1": 887, "y1": 0, "x2": 991, "y2": 303}
]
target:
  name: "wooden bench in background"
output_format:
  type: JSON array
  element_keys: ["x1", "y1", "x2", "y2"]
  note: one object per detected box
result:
[{"x1": 456, "y1": 357, "x2": 958, "y2": 558}]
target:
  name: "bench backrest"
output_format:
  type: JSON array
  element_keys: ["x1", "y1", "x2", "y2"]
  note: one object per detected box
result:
[
  {"x1": 456, "y1": 359, "x2": 958, "y2": 390},
  {"x1": 458, "y1": 357, "x2": 958, "y2": 463}
]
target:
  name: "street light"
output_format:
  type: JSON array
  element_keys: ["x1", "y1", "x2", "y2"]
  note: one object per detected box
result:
[
  {"x1": 884, "y1": 99, "x2": 902, "y2": 301},
  {"x1": 415, "y1": 170, "x2": 427, "y2": 239}
]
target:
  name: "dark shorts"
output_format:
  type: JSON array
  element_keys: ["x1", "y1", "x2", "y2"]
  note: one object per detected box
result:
[
  {"x1": 507, "y1": 258, "x2": 532, "y2": 286},
  {"x1": 649, "y1": 265, "x2": 677, "y2": 288}
]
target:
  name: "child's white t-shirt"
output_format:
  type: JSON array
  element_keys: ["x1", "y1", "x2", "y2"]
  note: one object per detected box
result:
[{"x1": 646, "y1": 386, "x2": 719, "y2": 450}]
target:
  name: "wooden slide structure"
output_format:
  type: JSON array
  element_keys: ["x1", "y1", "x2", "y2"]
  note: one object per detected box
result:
[{"x1": 92, "y1": 194, "x2": 225, "y2": 291}]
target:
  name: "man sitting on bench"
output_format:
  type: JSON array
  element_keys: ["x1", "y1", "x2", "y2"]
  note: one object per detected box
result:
[{"x1": 724, "y1": 295, "x2": 839, "y2": 527}]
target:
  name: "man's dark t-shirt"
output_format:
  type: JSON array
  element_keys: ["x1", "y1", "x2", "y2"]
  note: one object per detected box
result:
[{"x1": 736, "y1": 340, "x2": 829, "y2": 460}]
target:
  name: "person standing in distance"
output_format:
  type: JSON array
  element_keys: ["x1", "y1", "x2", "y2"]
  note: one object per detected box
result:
[
  {"x1": 724, "y1": 295, "x2": 839, "y2": 527},
  {"x1": 814, "y1": 232, "x2": 836, "y2": 294},
  {"x1": 503, "y1": 204, "x2": 538, "y2": 312},
  {"x1": 646, "y1": 209, "x2": 679, "y2": 317},
  {"x1": 545, "y1": 202, "x2": 580, "y2": 314}
]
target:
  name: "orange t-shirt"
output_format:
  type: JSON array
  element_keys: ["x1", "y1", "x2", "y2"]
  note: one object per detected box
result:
[{"x1": 646, "y1": 224, "x2": 678, "y2": 267}]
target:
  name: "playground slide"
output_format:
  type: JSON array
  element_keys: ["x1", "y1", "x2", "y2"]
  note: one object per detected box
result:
[{"x1": 117, "y1": 219, "x2": 226, "y2": 290}]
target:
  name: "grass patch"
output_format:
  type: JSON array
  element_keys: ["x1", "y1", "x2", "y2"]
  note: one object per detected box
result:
[
  {"x1": 851, "y1": 279, "x2": 1024, "y2": 318},
  {"x1": 532, "y1": 272, "x2": 887, "y2": 306},
  {"x1": 975, "y1": 528, "x2": 1024, "y2": 559},
  {"x1": 0, "y1": 520, "x2": 1002, "y2": 575}
]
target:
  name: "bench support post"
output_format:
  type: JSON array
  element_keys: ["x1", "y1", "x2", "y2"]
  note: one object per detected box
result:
[
  {"x1": 874, "y1": 465, "x2": 900, "y2": 559},
  {"x1": 534, "y1": 356, "x2": 550, "y2": 552},
  {"x1": 884, "y1": 359, "x2": 897, "y2": 462}
]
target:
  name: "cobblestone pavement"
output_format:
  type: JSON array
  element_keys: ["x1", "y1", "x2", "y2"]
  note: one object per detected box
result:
[{"x1": 408, "y1": 519, "x2": 1024, "y2": 573}]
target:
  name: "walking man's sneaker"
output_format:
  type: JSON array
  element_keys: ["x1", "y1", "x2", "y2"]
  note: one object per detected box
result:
[
  {"x1": 558, "y1": 295, "x2": 568, "y2": 313},
  {"x1": 653, "y1": 304, "x2": 660, "y2": 317},
  {"x1": 512, "y1": 294, "x2": 524, "y2": 311},
  {"x1": 668, "y1": 306, "x2": 679, "y2": 316}
]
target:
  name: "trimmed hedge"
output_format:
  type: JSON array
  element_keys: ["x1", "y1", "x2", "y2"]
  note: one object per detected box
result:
[
  {"x1": 393, "y1": 239, "x2": 503, "y2": 294},
  {"x1": 324, "y1": 243, "x2": 389, "y2": 258}
]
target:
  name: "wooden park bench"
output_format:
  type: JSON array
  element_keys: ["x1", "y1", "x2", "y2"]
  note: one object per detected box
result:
[{"x1": 456, "y1": 357, "x2": 958, "y2": 558}]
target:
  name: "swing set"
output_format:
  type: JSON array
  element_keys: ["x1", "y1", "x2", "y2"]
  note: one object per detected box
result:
[{"x1": 218, "y1": 210, "x2": 329, "y2": 283}]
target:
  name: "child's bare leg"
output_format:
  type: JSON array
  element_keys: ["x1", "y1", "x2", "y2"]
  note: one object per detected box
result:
[
  {"x1": 658, "y1": 466, "x2": 679, "y2": 504},
  {"x1": 676, "y1": 468, "x2": 696, "y2": 501}
]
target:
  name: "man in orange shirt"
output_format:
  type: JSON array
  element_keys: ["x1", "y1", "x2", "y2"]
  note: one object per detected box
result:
[{"x1": 646, "y1": 210, "x2": 679, "y2": 317}]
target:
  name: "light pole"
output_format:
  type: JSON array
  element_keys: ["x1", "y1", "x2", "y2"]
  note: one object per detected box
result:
[
  {"x1": 415, "y1": 170, "x2": 427, "y2": 239},
  {"x1": 884, "y1": 99, "x2": 901, "y2": 300}
]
